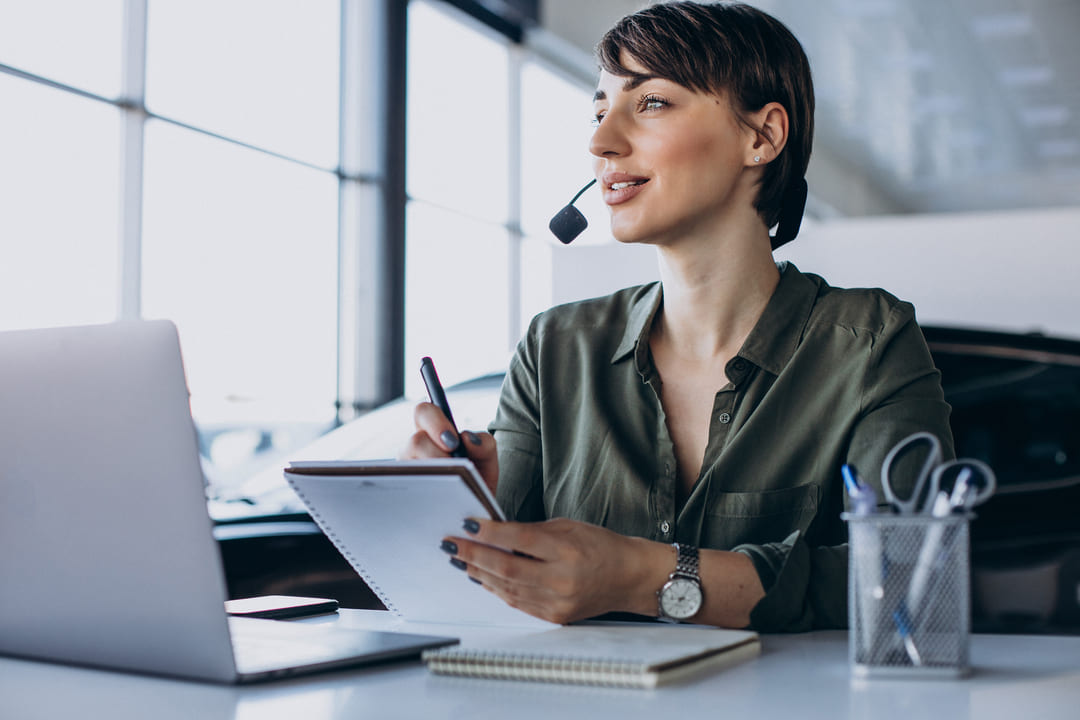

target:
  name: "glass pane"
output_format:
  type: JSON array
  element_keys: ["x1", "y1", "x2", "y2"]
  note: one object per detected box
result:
[
  {"x1": 0, "y1": 74, "x2": 120, "y2": 331},
  {"x1": 520, "y1": 235, "x2": 554, "y2": 331},
  {"x1": 405, "y1": 202, "x2": 510, "y2": 399},
  {"x1": 145, "y1": 0, "x2": 340, "y2": 168},
  {"x1": 407, "y1": 1, "x2": 509, "y2": 223},
  {"x1": 142, "y1": 120, "x2": 339, "y2": 490},
  {"x1": 521, "y1": 61, "x2": 609, "y2": 245},
  {"x1": 0, "y1": 0, "x2": 124, "y2": 98}
]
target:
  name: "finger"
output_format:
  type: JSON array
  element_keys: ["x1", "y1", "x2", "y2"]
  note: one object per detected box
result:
[
  {"x1": 445, "y1": 534, "x2": 547, "y2": 590},
  {"x1": 459, "y1": 430, "x2": 499, "y2": 494},
  {"x1": 461, "y1": 517, "x2": 557, "y2": 561},
  {"x1": 413, "y1": 401, "x2": 461, "y2": 454},
  {"x1": 398, "y1": 428, "x2": 450, "y2": 460},
  {"x1": 459, "y1": 562, "x2": 571, "y2": 624}
]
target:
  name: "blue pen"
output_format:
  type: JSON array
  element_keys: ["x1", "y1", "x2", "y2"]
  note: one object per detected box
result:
[
  {"x1": 842, "y1": 464, "x2": 877, "y2": 515},
  {"x1": 893, "y1": 604, "x2": 923, "y2": 666}
]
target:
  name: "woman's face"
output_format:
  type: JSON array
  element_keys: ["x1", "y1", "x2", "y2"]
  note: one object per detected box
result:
[{"x1": 590, "y1": 55, "x2": 760, "y2": 246}]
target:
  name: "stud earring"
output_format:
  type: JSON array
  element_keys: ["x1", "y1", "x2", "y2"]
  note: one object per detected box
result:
[{"x1": 754, "y1": 156, "x2": 761, "y2": 163}]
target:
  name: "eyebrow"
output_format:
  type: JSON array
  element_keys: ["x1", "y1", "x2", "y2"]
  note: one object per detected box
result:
[{"x1": 593, "y1": 73, "x2": 662, "y2": 102}]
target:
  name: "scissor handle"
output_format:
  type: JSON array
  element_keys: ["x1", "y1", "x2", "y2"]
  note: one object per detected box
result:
[
  {"x1": 934, "y1": 458, "x2": 997, "y2": 509},
  {"x1": 880, "y1": 431, "x2": 944, "y2": 513}
]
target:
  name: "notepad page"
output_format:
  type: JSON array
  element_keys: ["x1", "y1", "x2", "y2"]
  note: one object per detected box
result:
[{"x1": 286, "y1": 470, "x2": 552, "y2": 629}]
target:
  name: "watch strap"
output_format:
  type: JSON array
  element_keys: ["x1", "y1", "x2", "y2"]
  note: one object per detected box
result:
[{"x1": 672, "y1": 542, "x2": 700, "y2": 581}]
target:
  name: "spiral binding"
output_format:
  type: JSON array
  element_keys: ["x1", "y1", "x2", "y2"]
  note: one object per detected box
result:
[
  {"x1": 422, "y1": 648, "x2": 650, "y2": 688},
  {"x1": 285, "y1": 474, "x2": 401, "y2": 617}
]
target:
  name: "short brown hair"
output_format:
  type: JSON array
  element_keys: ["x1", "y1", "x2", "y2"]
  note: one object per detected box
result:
[{"x1": 597, "y1": 1, "x2": 814, "y2": 230}]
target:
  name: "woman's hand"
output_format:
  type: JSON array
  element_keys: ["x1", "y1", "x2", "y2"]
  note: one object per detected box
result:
[
  {"x1": 442, "y1": 517, "x2": 665, "y2": 625},
  {"x1": 399, "y1": 401, "x2": 499, "y2": 495}
]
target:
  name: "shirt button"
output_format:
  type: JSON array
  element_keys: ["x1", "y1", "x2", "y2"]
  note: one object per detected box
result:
[
  {"x1": 718, "y1": 412, "x2": 731, "y2": 424},
  {"x1": 731, "y1": 359, "x2": 746, "y2": 372},
  {"x1": 660, "y1": 521, "x2": 671, "y2": 534}
]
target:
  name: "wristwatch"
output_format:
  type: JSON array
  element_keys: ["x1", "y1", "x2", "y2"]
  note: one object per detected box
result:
[{"x1": 657, "y1": 543, "x2": 703, "y2": 621}]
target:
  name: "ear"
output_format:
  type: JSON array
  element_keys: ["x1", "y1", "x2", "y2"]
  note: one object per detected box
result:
[{"x1": 745, "y1": 102, "x2": 789, "y2": 164}]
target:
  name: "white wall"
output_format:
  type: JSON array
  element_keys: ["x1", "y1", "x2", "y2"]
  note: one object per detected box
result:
[
  {"x1": 547, "y1": 207, "x2": 1080, "y2": 340},
  {"x1": 779, "y1": 207, "x2": 1080, "y2": 339},
  {"x1": 550, "y1": 241, "x2": 659, "y2": 305}
]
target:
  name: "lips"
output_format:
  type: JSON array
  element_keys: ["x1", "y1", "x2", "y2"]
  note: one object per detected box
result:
[{"x1": 601, "y1": 172, "x2": 649, "y2": 205}]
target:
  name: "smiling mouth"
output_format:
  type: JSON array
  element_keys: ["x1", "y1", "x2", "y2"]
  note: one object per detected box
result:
[{"x1": 609, "y1": 179, "x2": 648, "y2": 191}]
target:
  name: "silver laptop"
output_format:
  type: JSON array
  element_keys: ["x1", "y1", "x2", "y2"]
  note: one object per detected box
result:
[{"x1": 0, "y1": 320, "x2": 456, "y2": 683}]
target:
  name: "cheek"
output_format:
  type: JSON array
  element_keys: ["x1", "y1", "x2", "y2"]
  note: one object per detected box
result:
[{"x1": 664, "y1": 134, "x2": 740, "y2": 191}]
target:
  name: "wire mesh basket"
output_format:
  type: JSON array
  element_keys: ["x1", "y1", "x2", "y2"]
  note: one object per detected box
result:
[{"x1": 845, "y1": 513, "x2": 971, "y2": 678}]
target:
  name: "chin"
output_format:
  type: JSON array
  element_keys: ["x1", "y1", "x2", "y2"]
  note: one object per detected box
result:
[{"x1": 609, "y1": 214, "x2": 659, "y2": 246}]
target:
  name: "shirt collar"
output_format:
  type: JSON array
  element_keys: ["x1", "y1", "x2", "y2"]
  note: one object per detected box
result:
[
  {"x1": 737, "y1": 261, "x2": 819, "y2": 376},
  {"x1": 611, "y1": 282, "x2": 662, "y2": 366},
  {"x1": 609, "y1": 263, "x2": 818, "y2": 377}
]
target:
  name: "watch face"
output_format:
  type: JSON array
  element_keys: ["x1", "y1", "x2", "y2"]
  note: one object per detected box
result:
[{"x1": 660, "y1": 576, "x2": 703, "y2": 620}]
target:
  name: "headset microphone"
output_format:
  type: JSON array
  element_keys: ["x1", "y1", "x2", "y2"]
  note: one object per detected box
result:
[{"x1": 548, "y1": 179, "x2": 597, "y2": 244}]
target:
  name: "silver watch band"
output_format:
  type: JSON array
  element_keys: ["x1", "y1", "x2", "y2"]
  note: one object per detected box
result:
[{"x1": 672, "y1": 542, "x2": 700, "y2": 580}]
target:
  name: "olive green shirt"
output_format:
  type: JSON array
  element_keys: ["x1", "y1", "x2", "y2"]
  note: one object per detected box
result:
[{"x1": 489, "y1": 262, "x2": 954, "y2": 632}]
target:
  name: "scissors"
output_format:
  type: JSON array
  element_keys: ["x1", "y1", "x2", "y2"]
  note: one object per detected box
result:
[{"x1": 880, "y1": 432, "x2": 996, "y2": 515}]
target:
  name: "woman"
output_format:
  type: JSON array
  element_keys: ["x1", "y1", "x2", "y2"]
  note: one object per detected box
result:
[{"x1": 404, "y1": 1, "x2": 952, "y2": 632}]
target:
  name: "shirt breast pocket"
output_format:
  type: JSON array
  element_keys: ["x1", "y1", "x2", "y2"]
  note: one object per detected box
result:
[{"x1": 701, "y1": 484, "x2": 820, "y2": 550}]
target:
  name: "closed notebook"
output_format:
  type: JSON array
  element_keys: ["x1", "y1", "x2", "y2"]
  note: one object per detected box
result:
[{"x1": 422, "y1": 624, "x2": 761, "y2": 689}]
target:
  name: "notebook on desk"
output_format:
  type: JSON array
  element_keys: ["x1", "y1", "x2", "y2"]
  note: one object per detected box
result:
[
  {"x1": 422, "y1": 624, "x2": 761, "y2": 688},
  {"x1": 0, "y1": 320, "x2": 456, "y2": 684}
]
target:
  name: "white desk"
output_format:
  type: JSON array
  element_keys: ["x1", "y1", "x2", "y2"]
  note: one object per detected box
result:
[{"x1": 1, "y1": 609, "x2": 1077, "y2": 720}]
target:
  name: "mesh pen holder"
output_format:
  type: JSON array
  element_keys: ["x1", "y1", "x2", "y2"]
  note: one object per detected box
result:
[{"x1": 844, "y1": 513, "x2": 971, "y2": 678}]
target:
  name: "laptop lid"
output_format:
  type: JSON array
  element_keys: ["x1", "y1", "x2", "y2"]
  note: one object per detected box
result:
[{"x1": 0, "y1": 321, "x2": 454, "y2": 683}]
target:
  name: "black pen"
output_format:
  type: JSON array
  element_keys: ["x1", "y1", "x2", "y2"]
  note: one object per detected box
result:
[{"x1": 420, "y1": 356, "x2": 468, "y2": 458}]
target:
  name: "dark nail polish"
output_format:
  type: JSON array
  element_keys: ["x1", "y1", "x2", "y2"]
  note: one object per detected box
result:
[
  {"x1": 450, "y1": 557, "x2": 467, "y2": 571},
  {"x1": 463, "y1": 518, "x2": 481, "y2": 534},
  {"x1": 463, "y1": 430, "x2": 482, "y2": 446},
  {"x1": 469, "y1": 576, "x2": 483, "y2": 585},
  {"x1": 440, "y1": 539, "x2": 458, "y2": 555},
  {"x1": 440, "y1": 430, "x2": 460, "y2": 451}
]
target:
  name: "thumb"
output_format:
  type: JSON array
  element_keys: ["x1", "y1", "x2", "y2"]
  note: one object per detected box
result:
[{"x1": 461, "y1": 430, "x2": 499, "y2": 496}]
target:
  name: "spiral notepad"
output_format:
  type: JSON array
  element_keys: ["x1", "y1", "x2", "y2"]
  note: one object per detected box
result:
[
  {"x1": 284, "y1": 459, "x2": 552, "y2": 628},
  {"x1": 422, "y1": 625, "x2": 760, "y2": 688}
]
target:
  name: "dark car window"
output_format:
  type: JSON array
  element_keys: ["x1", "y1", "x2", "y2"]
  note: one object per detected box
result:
[{"x1": 927, "y1": 328, "x2": 1080, "y2": 633}]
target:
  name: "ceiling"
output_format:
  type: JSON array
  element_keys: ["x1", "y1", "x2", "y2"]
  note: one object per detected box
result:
[{"x1": 536, "y1": 0, "x2": 1080, "y2": 218}]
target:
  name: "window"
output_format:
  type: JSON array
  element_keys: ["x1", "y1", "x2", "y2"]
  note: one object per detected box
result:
[
  {"x1": 404, "y1": 0, "x2": 603, "y2": 397},
  {"x1": 141, "y1": 120, "x2": 339, "y2": 428},
  {"x1": 0, "y1": 1, "x2": 374, "y2": 500},
  {"x1": 144, "y1": 0, "x2": 340, "y2": 168},
  {"x1": 0, "y1": 0, "x2": 600, "y2": 501},
  {"x1": 0, "y1": 0, "x2": 124, "y2": 99},
  {"x1": 0, "y1": 75, "x2": 121, "y2": 331}
]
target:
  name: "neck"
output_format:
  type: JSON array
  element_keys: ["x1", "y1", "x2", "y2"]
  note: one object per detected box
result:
[{"x1": 652, "y1": 228, "x2": 779, "y2": 360}]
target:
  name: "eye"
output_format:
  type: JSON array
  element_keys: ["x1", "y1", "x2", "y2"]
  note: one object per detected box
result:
[
  {"x1": 638, "y1": 94, "x2": 668, "y2": 112},
  {"x1": 591, "y1": 109, "x2": 607, "y2": 127}
]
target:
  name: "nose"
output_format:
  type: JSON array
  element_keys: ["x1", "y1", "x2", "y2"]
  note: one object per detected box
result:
[{"x1": 588, "y1": 113, "x2": 629, "y2": 159}]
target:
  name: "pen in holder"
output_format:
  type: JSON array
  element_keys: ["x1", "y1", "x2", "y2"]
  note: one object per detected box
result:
[{"x1": 844, "y1": 512, "x2": 972, "y2": 678}]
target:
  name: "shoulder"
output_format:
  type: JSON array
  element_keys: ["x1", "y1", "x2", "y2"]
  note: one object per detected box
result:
[{"x1": 795, "y1": 267, "x2": 916, "y2": 338}]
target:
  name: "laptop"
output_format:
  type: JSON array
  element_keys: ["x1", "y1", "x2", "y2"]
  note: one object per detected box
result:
[{"x1": 0, "y1": 320, "x2": 457, "y2": 683}]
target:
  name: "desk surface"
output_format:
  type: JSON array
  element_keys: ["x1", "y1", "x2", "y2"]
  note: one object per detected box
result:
[{"x1": 2, "y1": 609, "x2": 1077, "y2": 720}]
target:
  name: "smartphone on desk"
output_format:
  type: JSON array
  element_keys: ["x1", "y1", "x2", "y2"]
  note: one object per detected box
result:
[{"x1": 225, "y1": 595, "x2": 339, "y2": 620}]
